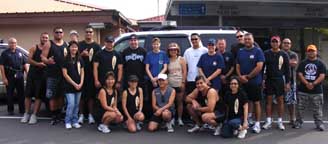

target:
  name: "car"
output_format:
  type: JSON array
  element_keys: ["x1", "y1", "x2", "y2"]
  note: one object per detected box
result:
[{"x1": 0, "y1": 43, "x2": 29, "y2": 99}]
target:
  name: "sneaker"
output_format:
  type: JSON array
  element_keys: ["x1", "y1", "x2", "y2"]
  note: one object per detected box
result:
[
  {"x1": 248, "y1": 117, "x2": 254, "y2": 126},
  {"x1": 136, "y1": 122, "x2": 142, "y2": 131},
  {"x1": 78, "y1": 114, "x2": 84, "y2": 124},
  {"x1": 233, "y1": 130, "x2": 239, "y2": 136},
  {"x1": 98, "y1": 124, "x2": 111, "y2": 133},
  {"x1": 213, "y1": 126, "x2": 221, "y2": 136},
  {"x1": 188, "y1": 125, "x2": 200, "y2": 133},
  {"x1": 20, "y1": 113, "x2": 30, "y2": 123},
  {"x1": 72, "y1": 123, "x2": 82, "y2": 129},
  {"x1": 28, "y1": 114, "x2": 37, "y2": 124},
  {"x1": 65, "y1": 123, "x2": 72, "y2": 129},
  {"x1": 167, "y1": 122, "x2": 174, "y2": 133},
  {"x1": 88, "y1": 114, "x2": 95, "y2": 124},
  {"x1": 178, "y1": 118, "x2": 184, "y2": 126},
  {"x1": 317, "y1": 124, "x2": 325, "y2": 131},
  {"x1": 262, "y1": 121, "x2": 272, "y2": 130},
  {"x1": 170, "y1": 118, "x2": 175, "y2": 126},
  {"x1": 238, "y1": 129, "x2": 247, "y2": 139},
  {"x1": 277, "y1": 122, "x2": 285, "y2": 131},
  {"x1": 252, "y1": 124, "x2": 261, "y2": 133},
  {"x1": 292, "y1": 121, "x2": 303, "y2": 129}
]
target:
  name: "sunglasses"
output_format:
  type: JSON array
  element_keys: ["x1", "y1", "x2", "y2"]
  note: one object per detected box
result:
[
  {"x1": 86, "y1": 31, "x2": 93, "y2": 33},
  {"x1": 230, "y1": 82, "x2": 238, "y2": 85},
  {"x1": 236, "y1": 35, "x2": 243, "y2": 38},
  {"x1": 191, "y1": 38, "x2": 198, "y2": 41},
  {"x1": 283, "y1": 42, "x2": 291, "y2": 44},
  {"x1": 271, "y1": 40, "x2": 279, "y2": 43},
  {"x1": 55, "y1": 31, "x2": 63, "y2": 34}
]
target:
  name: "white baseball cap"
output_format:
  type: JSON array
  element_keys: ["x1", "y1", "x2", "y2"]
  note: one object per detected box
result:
[{"x1": 157, "y1": 73, "x2": 168, "y2": 80}]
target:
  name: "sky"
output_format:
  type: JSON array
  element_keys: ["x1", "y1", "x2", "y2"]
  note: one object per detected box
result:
[{"x1": 73, "y1": 0, "x2": 169, "y2": 20}]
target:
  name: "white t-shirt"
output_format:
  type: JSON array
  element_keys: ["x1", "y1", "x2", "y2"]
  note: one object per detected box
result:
[{"x1": 183, "y1": 46, "x2": 208, "y2": 82}]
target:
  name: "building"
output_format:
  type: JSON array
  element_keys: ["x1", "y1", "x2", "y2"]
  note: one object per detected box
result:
[{"x1": 0, "y1": 0, "x2": 133, "y2": 49}]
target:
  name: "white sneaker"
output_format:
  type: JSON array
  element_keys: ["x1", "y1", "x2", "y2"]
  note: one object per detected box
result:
[
  {"x1": 262, "y1": 121, "x2": 272, "y2": 130},
  {"x1": 72, "y1": 123, "x2": 82, "y2": 129},
  {"x1": 65, "y1": 123, "x2": 72, "y2": 129},
  {"x1": 170, "y1": 118, "x2": 175, "y2": 126},
  {"x1": 252, "y1": 125, "x2": 261, "y2": 133},
  {"x1": 167, "y1": 122, "x2": 174, "y2": 133},
  {"x1": 178, "y1": 118, "x2": 184, "y2": 126},
  {"x1": 88, "y1": 114, "x2": 95, "y2": 124},
  {"x1": 277, "y1": 122, "x2": 285, "y2": 131},
  {"x1": 233, "y1": 130, "x2": 239, "y2": 136},
  {"x1": 98, "y1": 124, "x2": 111, "y2": 133},
  {"x1": 28, "y1": 114, "x2": 37, "y2": 124},
  {"x1": 188, "y1": 125, "x2": 200, "y2": 133},
  {"x1": 20, "y1": 113, "x2": 30, "y2": 123},
  {"x1": 213, "y1": 126, "x2": 221, "y2": 136},
  {"x1": 136, "y1": 122, "x2": 142, "y2": 131},
  {"x1": 78, "y1": 114, "x2": 84, "y2": 124},
  {"x1": 238, "y1": 129, "x2": 247, "y2": 139}
]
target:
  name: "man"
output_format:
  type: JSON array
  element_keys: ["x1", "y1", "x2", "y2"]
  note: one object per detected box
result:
[
  {"x1": 93, "y1": 36, "x2": 122, "y2": 89},
  {"x1": 41, "y1": 27, "x2": 68, "y2": 125},
  {"x1": 217, "y1": 38, "x2": 234, "y2": 96},
  {"x1": 230, "y1": 30, "x2": 245, "y2": 59},
  {"x1": 21, "y1": 32, "x2": 48, "y2": 124},
  {"x1": 78, "y1": 26, "x2": 102, "y2": 124},
  {"x1": 183, "y1": 33, "x2": 208, "y2": 95},
  {"x1": 293, "y1": 44, "x2": 326, "y2": 131},
  {"x1": 281, "y1": 38, "x2": 299, "y2": 125},
  {"x1": 262, "y1": 36, "x2": 290, "y2": 131},
  {"x1": 69, "y1": 30, "x2": 79, "y2": 42},
  {"x1": 0, "y1": 38, "x2": 28, "y2": 115},
  {"x1": 148, "y1": 73, "x2": 176, "y2": 133},
  {"x1": 236, "y1": 33, "x2": 265, "y2": 133}
]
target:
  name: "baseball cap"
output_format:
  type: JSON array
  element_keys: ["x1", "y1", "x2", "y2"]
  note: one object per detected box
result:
[
  {"x1": 128, "y1": 75, "x2": 139, "y2": 82},
  {"x1": 129, "y1": 34, "x2": 138, "y2": 40},
  {"x1": 70, "y1": 30, "x2": 79, "y2": 36},
  {"x1": 307, "y1": 44, "x2": 317, "y2": 52},
  {"x1": 271, "y1": 36, "x2": 280, "y2": 42},
  {"x1": 207, "y1": 39, "x2": 216, "y2": 45},
  {"x1": 157, "y1": 73, "x2": 168, "y2": 80},
  {"x1": 104, "y1": 36, "x2": 115, "y2": 43}
]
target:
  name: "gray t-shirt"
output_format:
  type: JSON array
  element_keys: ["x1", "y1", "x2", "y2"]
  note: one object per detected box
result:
[{"x1": 286, "y1": 50, "x2": 298, "y2": 83}]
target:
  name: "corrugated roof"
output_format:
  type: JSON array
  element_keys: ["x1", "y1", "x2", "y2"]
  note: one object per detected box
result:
[{"x1": 0, "y1": 0, "x2": 104, "y2": 13}]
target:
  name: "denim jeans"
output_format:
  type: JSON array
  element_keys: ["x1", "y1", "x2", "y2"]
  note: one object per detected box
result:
[
  {"x1": 227, "y1": 118, "x2": 242, "y2": 130},
  {"x1": 65, "y1": 92, "x2": 81, "y2": 124}
]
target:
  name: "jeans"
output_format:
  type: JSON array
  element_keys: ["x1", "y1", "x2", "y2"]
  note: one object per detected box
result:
[
  {"x1": 65, "y1": 92, "x2": 82, "y2": 124},
  {"x1": 227, "y1": 118, "x2": 242, "y2": 130}
]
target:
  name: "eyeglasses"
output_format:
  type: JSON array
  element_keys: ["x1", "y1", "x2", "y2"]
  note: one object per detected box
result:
[
  {"x1": 207, "y1": 44, "x2": 215, "y2": 46},
  {"x1": 86, "y1": 31, "x2": 93, "y2": 33},
  {"x1": 191, "y1": 38, "x2": 198, "y2": 41},
  {"x1": 55, "y1": 31, "x2": 63, "y2": 34},
  {"x1": 236, "y1": 35, "x2": 243, "y2": 38},
  {"x1": 230, "y1": 82, "x2": 238, "y2": 85}
]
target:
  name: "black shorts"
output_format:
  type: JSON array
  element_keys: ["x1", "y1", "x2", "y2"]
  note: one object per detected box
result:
[
  {"x1": 186, "y1": 82, "x2": 196, "y2": 95},
  {"x1": 215, "y1": 110, "x2": 225, "y2": 123},
  {"x1": 172, "y1": 87, "x2": 182, "y2": 93},
  {"x1": 242, "y1": 83, "x2": 262, "y2": 102},
  {"x1": 25, "y1": 76, "x2": 46, "y2": 99},
  {"x1": 45, "y1": 77, "x2": 64, "y2": 99},
  {"x1": 81, "y1": 80, "x2": 96, "y2": 100},
  {"x1": 123, "y1": 109, "x2": 138, "y2": 122},
  {"x1": 149, "y1": 109, "x2": 174, "y2": 124},
  {"x1": 265, "y1": 79, "x2": 285, "y2": 97}
]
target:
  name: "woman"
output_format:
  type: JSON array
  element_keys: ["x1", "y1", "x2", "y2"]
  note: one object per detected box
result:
[
  {"x1": 222, "y1": 76, "x2": 248, "y2": 139},
  {"x1": 167, "y1": 42, "x2": 187, "y2": 126},
  {"x1": 94, "y1": 71, "x2": 123, "y2": 133},
  {"x1": 122, "y1": 75, "x2": 145, "y2": 133},
  {"x1": 62, "y1": 41, "x2": 84, "y2": 129}
]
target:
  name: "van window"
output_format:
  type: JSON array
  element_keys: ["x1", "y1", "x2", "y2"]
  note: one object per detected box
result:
[
  {"x1": 114, "y1": 38, "x2": 146, "y2": 53},
  {"x1": 148, "y1": 35, "x2": 191, "y2": 55},
  {"x1": 200, "y1": 34, "x2": 237, "y2": 52}
]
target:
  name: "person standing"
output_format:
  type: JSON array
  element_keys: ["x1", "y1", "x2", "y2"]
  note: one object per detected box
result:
[
  {"x1": 197, "y1": 39, "x2": 225, "y2": 91},
  {"x1": 0, "y1": 38, "x2": 28, "y2": 115},
  {"x1": 236, "y1": 33, "x2": 265, "y2": 133},
  {"x1": 167, "y1": 42, "x2": 187, "y2": 126},
  {"x1": 62, "y1": 41, "x2": 84, "y2": 129},
  {"x1": 262, "y1": 36, "x2": 290, "y2": 131},
  {"x1": 293, "y1": 45, "x2": 326, "y2": 131},
  {"x1": 217, "y1": 38, "x2": 234, "y2": 96},
  {"x1": 78, "y1": 27, "x2": 101, "y2": 124},
  {"x1": 21, "y1": 32, "x2": 48, "y2": 124},
  {"x1": 183, "y1": 33, "x2": 208, "y2": 95},
  {"x1": 69, "y1": 30, "x2": 79, "y2": 42},
  {"x1": 281, "y1": 38, "x2": 299, "y2": 125},
  {"x1": 230, "y1": 30, "x2": 245, "y2": 59}
]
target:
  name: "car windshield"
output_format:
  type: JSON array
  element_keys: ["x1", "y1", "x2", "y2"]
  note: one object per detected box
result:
[{"x1": 200, "y1": 34, "x2": 237, "y2": 52}]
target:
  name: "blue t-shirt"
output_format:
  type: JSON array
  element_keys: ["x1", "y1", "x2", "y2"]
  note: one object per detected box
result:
[
  {"x1": 237, "y1": 47, "x2": 265, "y2": 85},
  {"x1": 144, "y1": 50, "x2": 169, "y2": 79},
  {"x1": 197, "y1": 53, "x2": 225, "y2": 90}
]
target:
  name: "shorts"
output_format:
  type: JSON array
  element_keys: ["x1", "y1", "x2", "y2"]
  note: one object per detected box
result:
[
  {"x1": 214, "y1": 110, "x2": 225, "y2": 123},
  {"x1": 45, "y1": 77, "x2": 64, "y2": 99},
  {"x1": 186, "y1": 82, "x2": 196, "y2": 95},
  {"x1": 242, "y1": 83, "x2": 262, "y2": 102},
  {"x1": 123, "y1": 109, "x2": 138, "y2": 122},
  {"x1": 81, "y1": 80, "x2": 96, "y2": 100},
  {"x1": 172, "y1": 87, "x2": 182, "y2": 93},
  {"x1": 265, "y1": 78, "x2": 285, "y2": 97},
  {"x1": 25, "y1": 76, "x2": 46, "y2": 99},
  {"x1": 285, "y1": 82, "x2": 297, "y2": 105},
  {"x1": 149, "y1": 109, "x2": 174, "y2": 124}
]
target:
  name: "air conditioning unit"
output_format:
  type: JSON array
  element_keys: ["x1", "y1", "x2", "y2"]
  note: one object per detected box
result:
[{"x1": 89, "y1": 23, "x2": 105, "y2": 29}]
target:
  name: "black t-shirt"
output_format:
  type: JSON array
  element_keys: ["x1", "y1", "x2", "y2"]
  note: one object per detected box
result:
[
  {"x1": 222, "y1": 51, "x2": 234, "y2": 75},
  {"x1": 93, "y1": 49, "x2": 123, "y2": 85},
  {"x1": 78, "y1": 41, "x2": 101, "y2": 78},
  {"x1": 297, "y1": 59, "x2": 326, "y2": 94},
  {"x1": 231, "y1": 43, "x2": 245, "y2": 59},
  {"x1": 62, "y1": 57, "x2": 84, "y2": 93},
  {"x1": 224, "y1": 90, "x2": 248, "y2": 120},
  {"x1": 27, "y1": 45, "x2": 45, "y2": 78},
  {"x1": 122, "y1": 47, "x2": 146, "y2": 83},
  {"x1": 264, "y1": 49, "x2": 290, "y2": 83},
  {"x1": 46, "y1": 40, "x2": 68, "y2": 78}
]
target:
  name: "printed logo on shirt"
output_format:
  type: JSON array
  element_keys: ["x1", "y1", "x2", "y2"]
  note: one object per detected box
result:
[
  {"x1": 234, "y1": 99, "x2": 239, "y2": 114},
  {"x1": 213, "y1": 61, "x2": 217, "y2": 66},
  {"x1": 305, "y1": 63, "x2": 317, "y2": 80},
  {"x1": 89, "y1": 48, "x2": 94, "y2": 62},
  {"x1": 112, "y1": 56, "x2": 117, "y2": 70},
  {"x1": 278, "y1": 56, "x2": 284, "y2": 70},
  {"x1": 225, "y1": 56, "x2": 229, "y2": 62},
  {"x1": 249, "y1": 55, "x2": 254, "y2": 59},
  {"x1": 18, "y1": 52, "x2": 22, "y2": 57},
  {"x1": 135, "y1": 96, "x2": 140, "y2": 110},
  {"x1": 125, "y1": 53, "x2": 144, "y2": 62},
  {"x1": 63, "y1": 47, "x2": 67, "y2": 57}
]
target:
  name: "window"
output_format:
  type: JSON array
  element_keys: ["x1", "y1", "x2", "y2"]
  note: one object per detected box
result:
[
  {"x1": 200, "y1": 34, "x2": 237, "y2": 52},
  {"x1": 149, "y1": 35, "x2": 191, "y2": 55},
  {"x1": 114, "y1": 38, "x2": 146, "y2": 53}
]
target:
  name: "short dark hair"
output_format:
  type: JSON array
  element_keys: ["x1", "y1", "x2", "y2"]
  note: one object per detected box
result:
[
  {"x1": 85, "y1": 26, "x2": 93, "y2": 30},
  {"x1": 244, "y1": 33, "x2": 253, "y2": 37},
  {"x1": 53, "y1": 26, "x2": 63, "y2": 32},
  {"x1": 40, "y1": 32, "x2": 49, "y2": 36},
  {"x1": 191, "y1": 33, "x2": 200, "y2": 37},
  {"x1": 195, "y1": 75, "x2": 206, "y2": 82},
  {"x1": 105, "y1": 71, "x2": 116, "y2": 81}
]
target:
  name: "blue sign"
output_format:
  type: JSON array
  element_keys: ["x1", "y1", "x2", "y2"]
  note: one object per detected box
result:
[{"x1": 179, "y1": 3, "x2": 206, "y2": 16}]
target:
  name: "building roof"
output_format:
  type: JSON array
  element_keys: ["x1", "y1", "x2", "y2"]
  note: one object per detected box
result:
[
  {"x1": 0, "y1": 0, "x2": 104, "y2": 13},
  {"x1": 139, "y1": 15, "x2": 165, "y2": 22}
]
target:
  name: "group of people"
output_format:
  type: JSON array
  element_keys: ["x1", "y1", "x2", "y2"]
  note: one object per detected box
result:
[{"x1": 0, "y1": 26, "x2": 326, "y2": 139}]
